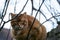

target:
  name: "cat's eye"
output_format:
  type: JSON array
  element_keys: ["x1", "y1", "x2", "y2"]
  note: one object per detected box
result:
[
  {"x1": 21, "y1": 21, "x2": 26, "y2": 24},
  {"x1": 13, "y1": 25, "x2": 20, "y2": 31}
]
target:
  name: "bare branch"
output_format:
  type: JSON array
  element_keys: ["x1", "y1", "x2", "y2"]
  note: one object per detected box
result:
[
  {"x1": 31, "y1": 0, "x2": 33, "y2": 15},
  {"x1": 0, "y1": 0, "x2": 10, "y2": 31},
  {"x1": 26, "y1": 0, "x2": 45, "y2": 40},
  {"x1": 45, "y1": 3, "x2": 58, "y2": 21},
  {"x1": 14, "y1": 0, "x2": 17, "y2": 13},
  {"x1": 0, "y1": 0, "x2": 7, "y2": 26},
  {"x1": 33, "y1": 7, "x2": 47, "y2": 20},
  {"x1": 42, "y1": 15, "x2": 60, "y2": 25},
  {"x1": 37, "y1": 14, "x2": 60, "y2": 29},
  {"x1": 2, "y1": 0, "x2": 7, "y2": 17}
]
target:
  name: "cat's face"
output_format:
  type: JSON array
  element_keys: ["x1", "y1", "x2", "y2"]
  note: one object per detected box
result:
[{"x1": 11, "y1": 12, "x2": 28, "y2": 35}]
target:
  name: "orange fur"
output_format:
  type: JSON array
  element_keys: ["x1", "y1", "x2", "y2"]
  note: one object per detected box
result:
[{"x1": 11, "y1": 12, "x2": 47, "y2": 40}]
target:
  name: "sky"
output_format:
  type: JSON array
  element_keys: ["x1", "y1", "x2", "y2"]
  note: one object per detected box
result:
[{"x1": 0, "y1": 0, "x2": 60, "y2": 32}]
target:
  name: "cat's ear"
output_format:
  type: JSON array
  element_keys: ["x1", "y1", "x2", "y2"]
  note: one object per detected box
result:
[
  {"x1": 23, "y1": 12, "x2": 27, "y2": 16},
  {"x1": 10, "y1": 13, "x2": 16, "y2": 18},
  {"x1": 23, "y1": 12, "x2": 27, "y2": 18}
]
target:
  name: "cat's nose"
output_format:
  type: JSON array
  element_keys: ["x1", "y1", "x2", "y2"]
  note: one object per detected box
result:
[
  {"x1": 20, "y1": 25, "x2": 24, "y2": 29},
  {"x1": 19, "y1": 24, "x2": 24, "y2": 29}
]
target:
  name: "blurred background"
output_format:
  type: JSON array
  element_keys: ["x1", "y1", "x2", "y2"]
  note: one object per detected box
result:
[{"x1": 0, "y1": 0, "x2": 60, "y2": 40}]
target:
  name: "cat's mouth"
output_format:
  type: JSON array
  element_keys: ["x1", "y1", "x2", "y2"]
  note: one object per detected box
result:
[
  {"x1": 16, "y1": 30, "x2": 21, "y2": 35},
  {"x1": 13, "y1": 25, "x2": 24, "y2": 35}
]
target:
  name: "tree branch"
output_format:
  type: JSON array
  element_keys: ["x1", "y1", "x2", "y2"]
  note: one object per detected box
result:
[{"x1": 26, "y1": 0, "x2": 45, "y2": 40}]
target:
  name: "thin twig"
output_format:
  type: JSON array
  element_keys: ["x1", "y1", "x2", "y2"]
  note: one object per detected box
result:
[
  {"x1": 44, "y1": 2, "x2": 58, "y2": 21},
  {"x1": 0, "y1": 0, "x2": 7, "y2": 27},
  {"x1": 2, "y1": 0, "x2": 7, "y2": 17},
  {"x1": 38, "y1": 15, "x2": 60, "y2": 29},
  {"x1": 42, "y1": 15, "x2": 60, "y2": 25},
  {"x1": 14, "y1": 0, "x2": 17, "y2": 13},
  {"x1": 0, "y1": 0, "x2": 10, "y2": 31},
  {"x1": 33, "y1": 8, "x2": 47, "y2": 20}
]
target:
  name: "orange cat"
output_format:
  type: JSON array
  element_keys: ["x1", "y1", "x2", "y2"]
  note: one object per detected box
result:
[{"x1": 11, "y1": 12, "x2": 47, "y2": 40}]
